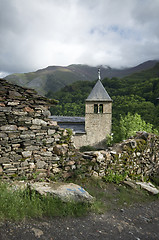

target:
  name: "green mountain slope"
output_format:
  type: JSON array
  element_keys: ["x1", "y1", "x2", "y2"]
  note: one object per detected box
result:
[{"x1": 4, "y1": 60, "x2": 158, "y2": 95}]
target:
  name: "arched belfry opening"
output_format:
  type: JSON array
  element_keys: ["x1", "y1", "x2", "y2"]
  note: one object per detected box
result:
[
  {"x1": 94, "y1": 103, "x2": 103, "y2": 114},
  {"x1": 99, "y1": 104, "x2": 103, "y2": 113},
  {"x1": 94, "y1": 104, "x2": 98, "y2": 114}
]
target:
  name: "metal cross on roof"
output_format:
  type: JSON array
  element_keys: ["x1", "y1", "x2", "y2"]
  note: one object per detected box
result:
[{"x1": 98, "y1": 68, "x2": 101, "y2": 80}]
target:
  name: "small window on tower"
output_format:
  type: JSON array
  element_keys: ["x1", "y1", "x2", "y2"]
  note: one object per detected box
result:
[
  {"x1": 99, "y1": 104, "x2": 103, "y2": 113},
  {"x1": 94, "y1": 104, "x2": 98, "y2": 113}
]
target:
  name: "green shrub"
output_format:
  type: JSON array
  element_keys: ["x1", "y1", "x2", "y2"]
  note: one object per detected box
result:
[
  {"x1": 113, "y1": 113, "x2": 159, "y2": 142},
  {"x1": 106, "y1": 134, "x2": 113, "y2": 147},
  {"x1": 103, "y1": 170, "x2": 128, "y2": 184}
]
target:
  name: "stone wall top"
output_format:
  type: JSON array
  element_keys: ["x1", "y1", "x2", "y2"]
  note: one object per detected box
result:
[{"x1": 0, "y1": 78, "x2": 58, "y2": 109}]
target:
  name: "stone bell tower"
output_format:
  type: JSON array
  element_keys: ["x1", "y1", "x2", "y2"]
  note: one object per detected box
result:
[{"x1": 85, "y1": 69, "x2": 112, "y2": 147}]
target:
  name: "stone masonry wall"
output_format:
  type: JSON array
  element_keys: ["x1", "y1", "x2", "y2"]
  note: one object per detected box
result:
[
  {"x1": 0, "y1": 79, "x2": 75, "y2": 180},
  {"x1": 73, "y1": 132, "x2": 159, "y2": 180}
]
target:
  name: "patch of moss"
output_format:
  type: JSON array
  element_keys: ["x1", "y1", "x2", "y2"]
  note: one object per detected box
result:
[
  {"x1": 135, "y1": 139, "x2": 147, "y2": 152},
  {"x1": 19, "y1": 158, "x2": 27, "y2": 162}
]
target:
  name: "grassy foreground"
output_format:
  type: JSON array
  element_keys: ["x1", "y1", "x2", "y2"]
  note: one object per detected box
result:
[
  {"x1": 0, "y1": 178, "x2": 158, "y2": 221},
  {"x1": 0, "y1": 182, "x2": 92, "y2": 220},
  {"x1": 73, "y1": 177, "x2": 159, "y2": 211}
]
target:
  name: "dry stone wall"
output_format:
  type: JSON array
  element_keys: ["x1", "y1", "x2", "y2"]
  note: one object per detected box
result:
[
  {"x1": 0, "y1": 79, "x2": 75, "y2": 180},
  {"x1": 74, "y1": 132, "x2": 159, "y2": 180}
]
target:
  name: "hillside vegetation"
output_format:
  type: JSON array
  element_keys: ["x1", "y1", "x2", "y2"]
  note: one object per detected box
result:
[
  {"x1": 4, "y1": 61, "x2": 158, "y2": 95},
  {"x1": 47, "y1": 63, "x2": 159, "y2": 142}
]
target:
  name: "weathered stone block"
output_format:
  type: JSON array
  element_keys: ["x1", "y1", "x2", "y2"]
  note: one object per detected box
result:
[
  {"x1": 37, "y1": 172, "x2": 47, "y2": 179},
  {"x1": 34, "y1": 154, "x2": 42, "y2": 161},
  {"x1": 9, "y1": 90, "x2": 22, "y2": 98},
  {"x1": 0, "y1": 106, "x2": 11, "y2": 112},
  {"x1": 12, "y1": 161, "x2": 20, "y2": 167},
  {"x1": 2, "y1": 164, "x2": 13, "y2": 169},
  {"x1": 52, "y1": 167, "x2": 61, "y2": 173},
  {"x1": 21, "y1": 160, "x2": 29, "y2": 167},
  {"x1": 0, "y1": 157, "x2": 10, "y2": 164},
  {"x1": 40, "y1": 151, "x2": 52, "y2": 157},
  {"x1": 30, "y1": 125, "x2": 41, "y2": 130},
  {"x1": 42, "y1": 110, "x2": 51, "y2": 118},
  {"x1": 34, "y1": 113, "x2": 41, "y2": 117},
  {"x1": 46, "y1": 138, "x2": 54, "y2": 144},
  {"x1": 49, "y1": 121, "x2": 57, "y2": 126},
  {"x1": 48, "y1": 129, "x2": 56, "y2": 135},
  {"x1": 35, "y1": 132, "x2": 47, "y2": 136},
  {"x1": 36, "y1": 160, "x2": 46, "y2": 169},
  {"x1": 52, "y1": 156, "x2": 60, "y2": 161},
  {"x1": 20, "y1": 133, "x2": 35, "y2": 139},
  {"x1": 1, "y1": 125, "x2": 17, "y2": 131},
  {"x1": 12, "y1": 144, "x2": 21, "y2": 149},
  {"x1": 18, "y1": 116, "x2": 32, "y2": 123},
  {"x1": 47, "y1": 147, "x2": 53, "y2": 151},
  {"x1": 5, "y1": 168, "x2": 18, "y2": 173},
  {"x1": 40, "y1": 156, "x2": 53, "y2": 162},
  {"x1": 22, "y1": 151, "x2": 32, "y2": 158},
  {"x1": 0, "y1": 140, "x2": 9, "y2": 146},
  {"x1": 0, "y1": 103, "x2": 5, "y2": 107},
  {"x1": 29, "y1": 163, "x2": 35, "y2": 169},
  {"x1": 54, "y1": 134, "x2": 60, "y2": 142},
  {"x1": 12, "y1": 111, "x2": 27, "y2": 116},
  {"x1": 4, "y1": 146, "x2": 12, "y2": 152},
  {"x1": 53, "y1": 145, "x2": 68, "y2": 156},
  {"x1": 0, "y1": 120, "x2": 8, "y2": 125},
  {"x1": 32, "y1": 119, "x2": 47, "y2": 126},
  {"x1": 24, "y1": 106, "x2": 34, "y2": 112},
  {"x1": 36, "y1": 136, "x2": 45, "y2": 142},
  {"x1": 7, "y1": 101, "x2": 20, "y2": 106},
  {"x1": 67, "y1": 160, "x2": 75, "y2": 166},
  {"x1": 25, "y1": 145, "x2": 39, "y2": 151},
  {"x1": 18, "y1": 126, "x2": 28, "y2": 131}
]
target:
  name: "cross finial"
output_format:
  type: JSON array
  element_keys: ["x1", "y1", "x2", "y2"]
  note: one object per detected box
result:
[{"x1": 98, "y1": 68, "x2": 101, "y2": 80}]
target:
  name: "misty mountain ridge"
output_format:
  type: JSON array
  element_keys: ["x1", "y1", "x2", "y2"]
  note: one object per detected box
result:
[{"x1": 4, "y1": 60, "x2": 159, "y2": 96}]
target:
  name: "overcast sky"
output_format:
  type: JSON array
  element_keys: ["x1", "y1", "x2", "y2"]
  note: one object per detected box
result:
[{"x1": 0, "y1": 0, "x2": 159, "y2": 77}]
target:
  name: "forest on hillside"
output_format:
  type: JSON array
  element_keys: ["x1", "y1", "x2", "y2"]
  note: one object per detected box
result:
[{"x1": 46, "y1": 63, "x2": 159, "y2": 142}]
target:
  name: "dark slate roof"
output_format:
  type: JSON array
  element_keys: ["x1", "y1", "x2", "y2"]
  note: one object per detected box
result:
[
  {"x1": 50, "y1": 116, "x2": 85, "y2": 133},
  {"x1": 86, "y1": 80, "x2": 112, "y2": 102},
  {"x1": 50, "y1": 116, "x2": 85, "y2": 123},
  {"x1": 57, "y1": 123, "x2": 85, "y2": 133}
]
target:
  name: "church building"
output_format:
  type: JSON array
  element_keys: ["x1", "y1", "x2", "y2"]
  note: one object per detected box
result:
[{"x1": 51, "y1": 70, "x2": 112, "y2": 148}]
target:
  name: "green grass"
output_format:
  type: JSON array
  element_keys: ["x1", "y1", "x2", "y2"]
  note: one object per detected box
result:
[
  {"x1": 0, "y1": 182, "x2": 92, "y2": 221},
  {"x1": 70, "y1": 177, "x2": 159, "y2": 211},
  {"x1": 0, "y1": 178, "x2": 158, "y2": 221}
]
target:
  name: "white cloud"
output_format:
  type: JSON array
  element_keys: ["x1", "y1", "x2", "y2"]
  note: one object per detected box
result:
[
  {"x1": 0, "y1": 72, "x2": 9, "y2": 78},
  {"x1": 0, "y1": 0, "x2": 159, "y2": 74}
]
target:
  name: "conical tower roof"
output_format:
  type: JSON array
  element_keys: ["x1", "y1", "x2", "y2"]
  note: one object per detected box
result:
[{"x1": 86, "y1": 79, "x2": 112, "y2": 102}]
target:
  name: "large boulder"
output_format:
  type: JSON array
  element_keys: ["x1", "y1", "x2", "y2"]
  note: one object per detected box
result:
[{"x1": 29, "y1": 182, "x2": 94, "y2": 203}]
